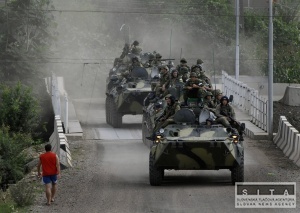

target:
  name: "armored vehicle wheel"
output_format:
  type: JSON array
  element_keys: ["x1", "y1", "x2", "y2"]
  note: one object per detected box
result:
[
  {"x1": 149, "y1": 152, "x2": 163, "y2": 186},
  {"x1": 111, "y1": 101, "x2": 122, "y2": 128},
  {"x1": 231, "y1": 156, "x2": 244, "y2": 185}
]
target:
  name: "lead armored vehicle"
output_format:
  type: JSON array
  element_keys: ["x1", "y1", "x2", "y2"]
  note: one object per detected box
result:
[{"x1": 148, "y1": 106, "x2": 244, "y2": 186}]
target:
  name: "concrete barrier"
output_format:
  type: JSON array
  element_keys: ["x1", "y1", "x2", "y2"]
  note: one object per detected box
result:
[
  {"x1": 278, "y1": 122, "x2": 293, "y2": 150},
  {"x1": 283, "y1": 127, "x2": 299, "y2": 157},
  {"x1": 273, "y1": 116, "x2": 287, "y2": 145},
  {"x1": 289, "y1": 134, "x2": 300, "y2": 162}
]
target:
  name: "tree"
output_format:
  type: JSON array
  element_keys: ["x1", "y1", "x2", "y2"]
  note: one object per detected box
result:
[{"x1": 0, "y1": 0, "x2": 56, "y2": 82}]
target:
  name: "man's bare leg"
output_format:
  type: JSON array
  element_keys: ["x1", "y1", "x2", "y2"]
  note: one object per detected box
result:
[
  {"x1": 51, "y1": 183, "x2": 57, "y2": 202},
  {"x1": 45, "y1": 184, "x2": 52, "y2": 205}
]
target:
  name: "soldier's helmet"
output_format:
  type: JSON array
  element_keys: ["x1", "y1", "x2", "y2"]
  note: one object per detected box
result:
[
  {"x1": 205, "y1": 91, "x2": 213, "y2": 98},
  {"x1": 214, "y1": 89, "x2": 223, "y2": 96},
  {"x1": 180, "y1": 58, "x2": 187, "y2": 63},
  {"x1": 165, "y1": 94, "x2": 176, "y2": 103},
  {"x1": 220, "y1": 96, "x2": 229, "y2": 102},
  {"x1": 133, "y1": 40, "x2": 139, "y2": 46},
  {"x1": 156, "y1": 53, "x2": 162, "y2": 59},
  {"x1": 197, "y1": 59, "x2": 203, "y2": 64},
  {"x1": 190, "y1": 72, "x2": 197, "y2": 78}
]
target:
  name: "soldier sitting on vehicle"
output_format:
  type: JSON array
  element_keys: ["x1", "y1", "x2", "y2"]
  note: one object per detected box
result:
[
  {"x1": 155, "y1": 65, "x2": 171, "y2": 98},
  {"x1": 198, "y1": 70, "x2": 213, "y2": 91},
  {"x1": 151, "y1": 53, "x2": 163, "y2": 67},
  {"x1": 130, "y1": 40, "x2": 142, "y2": 56},
  {"x1": 129, "y1": 56, "x2": 143, "y2": 72},
  {"x1": 213, "y1": 89, "x2": 223, "y2": 106},
  {"x1": 183, "y1": 72, "x2": 206, "y2": 105},
  {"x1": 203, "y1": 91, "x2": 217, "y2": 113},
  {"x1": 153, "y1": 94, "x2": 181, "y2": 133},
  {"x1": 176, "y1": 58, "x2": 191, "y2": 82},
  {"x1": 215, "y1": 96, "x2": 244, "y2": 140}
]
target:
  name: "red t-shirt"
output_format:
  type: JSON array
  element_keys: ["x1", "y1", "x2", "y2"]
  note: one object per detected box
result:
[{"x1": 40, "y1": 152, "x2": 58, "y2": 176}]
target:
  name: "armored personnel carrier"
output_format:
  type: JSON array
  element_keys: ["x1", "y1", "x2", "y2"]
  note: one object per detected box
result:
[
  {"x1": 106, "y1": 65, "x2": 154, "y2": 128},
  {"x1": 148, "y1": 106, "x2": 244, "y2": 186}
]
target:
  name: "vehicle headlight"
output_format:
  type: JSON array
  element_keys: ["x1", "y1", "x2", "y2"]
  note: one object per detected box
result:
[
  {"x1": 155, "y1": 135, "x2": 163, "y2": 143},
  {"x1": 159, "y1": 128, "x2": 165, "y2": 134},
  {"x1": 232, "y1": 135, "x2": 239, "y2": 143}
]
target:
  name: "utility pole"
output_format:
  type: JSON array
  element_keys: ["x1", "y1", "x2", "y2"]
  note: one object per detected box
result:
[
  {"x1": 268, "y1": 0, "x2": 274, "y2": 140},
  {"x1": 235, "y1": 0, "x2": 240, "y2": 80}
]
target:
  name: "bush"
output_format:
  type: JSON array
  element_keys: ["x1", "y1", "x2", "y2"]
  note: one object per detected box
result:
[
  {"x1": 0, "y1": 82, "x2": 41, "y2": 135},
  {"x1": 0, "y1": 127, "x2": 34, "y2": 188},
  {"x1": 9, "y1": 181, "x2": 35, "y2": 207}
]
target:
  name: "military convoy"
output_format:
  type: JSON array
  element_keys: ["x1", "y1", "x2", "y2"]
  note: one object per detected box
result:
[{"x1": 106, "y1": 42, "x2": 244, "y2": 186}]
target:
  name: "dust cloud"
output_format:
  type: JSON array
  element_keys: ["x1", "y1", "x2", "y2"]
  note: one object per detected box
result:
[{"x1": 46, "y1": 1, "x2": 218, "y2": 98}]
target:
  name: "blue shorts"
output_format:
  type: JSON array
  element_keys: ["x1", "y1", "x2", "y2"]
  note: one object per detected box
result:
[{"x1": 42, "y1": 175, "x2": 58, "y2": 185}]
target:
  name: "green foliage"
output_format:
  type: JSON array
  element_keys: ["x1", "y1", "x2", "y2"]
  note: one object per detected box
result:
[
  {"x1": 0, "y1": 127, "x2": 33, "y2": 186},
  {"x1": 9, "y1": 181, "x2": 35, "y2": 207},
  {"x1": 0, "y1": 82, "x2": 41, "y2": 134}
]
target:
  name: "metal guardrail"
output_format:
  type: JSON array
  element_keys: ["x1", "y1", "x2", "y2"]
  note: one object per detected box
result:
[
  {"x1": 222, "y1": 71, "x2": 268, "y2": 132},
  {"x1": 45, "y1": 73, "x2": 72, "y2": 167}
]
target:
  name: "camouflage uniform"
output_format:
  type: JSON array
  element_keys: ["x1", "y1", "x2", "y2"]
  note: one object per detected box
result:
[
  {"x1": 199, "y1": 71, "x2": 213, "y2": 89},
  {"x1": 176, "y1": 58, "x2": 190, "y2": 82},
  {"x1": 215, "y1": 98, "x2": 244, "y2": 138},
  {"x1": 129, "y1": 58, "x2": 143, "y2": 72},
  {"x1": 183, "y1": 74, "x2": 206, "y2": 103},
  {"x1": 215, "y1": 102, "x2": 236, "y2": 128},
  {"x1": 151, "y1": 53, "x2": 163, "y2": 67},
  {"x1": 203, "y1": 92, "x2": 216, "y2": 113},
  {"x1": 213, "y1": 89, "x2": 223, "y2": 106},
  {"x1": 155, "y1": 67, "x2": 171, "y2": 96},
  {"x1": 154, "y1": 100, "x2": 181, "y2": 132},
  {"x1": 130, "y1": 40, "x2": 142, "y2": 56}
]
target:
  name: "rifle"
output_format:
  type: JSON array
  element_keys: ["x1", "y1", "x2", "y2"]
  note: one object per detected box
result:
[{"x1": 220, "y1": 111, "x2": 245, "y2": 132}]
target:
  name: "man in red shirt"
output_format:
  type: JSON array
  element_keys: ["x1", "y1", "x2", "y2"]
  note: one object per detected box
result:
[{"x1": 37, "y1": 144, "x2": 61, "y2": 206}]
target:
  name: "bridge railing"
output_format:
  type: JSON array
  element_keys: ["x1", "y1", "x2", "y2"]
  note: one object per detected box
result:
[
  {"x1": 222, "y1": 71, "x2": 268, "y2": 132},
  {"x1": 45, "y1": 73, "x2": 72, "y2": 167}
]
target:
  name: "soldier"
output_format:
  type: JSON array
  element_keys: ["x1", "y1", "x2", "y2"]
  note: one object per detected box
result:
[
  {"x1": 203, "y1": 91, "x2": 216, "y2": 113},
  {"x1": 198, "y1": 70, "x2": 213, "y2": 90},
  {"x1": 176, "y1": 58, "x2": 190, "y2": 82},
  {"x1": 215, "y1": 96, "x2": 244, "y2": 140},
  {"x1": 168, "y1": 69, "x2": 181, "y2": 87},
  {"x1": 183, "y1": 72, "x2": 206, "y2": 104},
  {"x1": 145, "y1": 54, "x2": 156, "y2": 68},
  {"x1": 213, "y1": 89, "x2": 223, "y2": 106},
  {"x1": 129, "y1": 56, "x2": 142, "y2": 71},
  {"x1": 152, "y1": 53, "x2": 163, "y2": 67},
  {"x1": 190, "y1": 58, "x2": 203, "y2": 75},
  {"x1": 155, "y1": 65, "x2": 171, "y2": 97},
  {"x1": 130, "y1": 40, "x2": 142, "y2": 56},
  {"x1": 153, "y1": 94, "x2": 181, "y2": 132}
]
